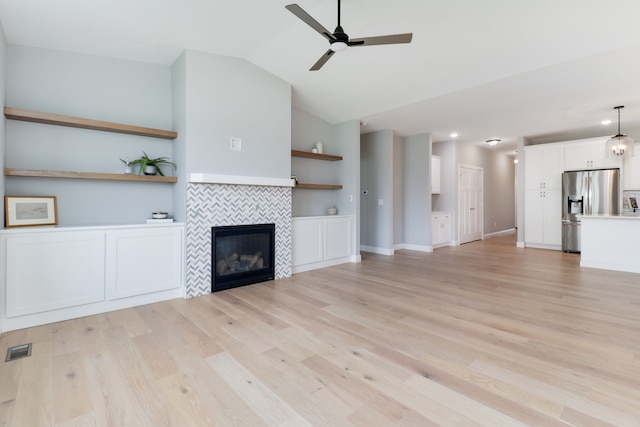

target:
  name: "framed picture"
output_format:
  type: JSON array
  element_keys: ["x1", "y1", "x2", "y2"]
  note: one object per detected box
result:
[{"x1": 5, "y1": 196, "x2": 58, "y2": 228}]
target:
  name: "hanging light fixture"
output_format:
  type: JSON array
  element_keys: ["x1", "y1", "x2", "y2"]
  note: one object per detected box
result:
[{"x1": 605, "y1": 106, "x2": 634, "y2": 157}]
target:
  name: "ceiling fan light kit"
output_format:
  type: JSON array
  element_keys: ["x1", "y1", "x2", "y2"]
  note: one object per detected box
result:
[
  {"x1": 605, "y1": 106, "x2": 634, "y2": 157},
  {"x1": 286, "y1": 0, "x2": 413, "y2": 70}
]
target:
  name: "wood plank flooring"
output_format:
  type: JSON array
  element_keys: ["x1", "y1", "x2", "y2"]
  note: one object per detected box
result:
[{"x1": 2, "y1": 232, "x2": 640, "y2": 426}]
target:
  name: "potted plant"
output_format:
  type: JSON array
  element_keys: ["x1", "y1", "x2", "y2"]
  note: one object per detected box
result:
[{"x1": 128, "y1": 152, "x2": 177, "y2": 176}]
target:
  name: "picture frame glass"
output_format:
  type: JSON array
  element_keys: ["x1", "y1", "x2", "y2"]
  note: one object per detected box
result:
[{"x1": 5, "y1": 196, "x2": 58, "y2": 228}]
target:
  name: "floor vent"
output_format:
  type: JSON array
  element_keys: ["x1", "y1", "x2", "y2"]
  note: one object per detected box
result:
[{"x1": 5, "y1": 343, "x2": 32, "y2": 362}]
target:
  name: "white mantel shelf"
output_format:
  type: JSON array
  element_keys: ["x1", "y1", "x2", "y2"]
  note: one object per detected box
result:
[{"x1": 189, "y1": 173, "x2": 295, "y2": 187}]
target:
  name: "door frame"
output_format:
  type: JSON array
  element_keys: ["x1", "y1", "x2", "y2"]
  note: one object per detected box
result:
[{"x1": 458, "y1": 163, "x2": 484, "y2": 244}]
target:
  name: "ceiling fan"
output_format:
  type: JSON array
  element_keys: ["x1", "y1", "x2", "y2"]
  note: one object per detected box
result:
[{"x1": 285, "y1": 0, "x2": 413, "y2": 71}]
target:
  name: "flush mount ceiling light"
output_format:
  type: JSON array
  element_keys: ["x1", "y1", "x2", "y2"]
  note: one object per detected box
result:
[
  {"x1": 486, "y1": 139, "x2": 500, "y2": 146},
  {"x1": 605, "y1": 106, "x2": 634, "y2": 157},
  {"x1": 450, "y1": 132, "x2": 458, "y2": 138}
]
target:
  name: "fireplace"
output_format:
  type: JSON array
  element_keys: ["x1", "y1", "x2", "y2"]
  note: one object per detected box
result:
[{"x1": 211, "y1": 223, "x2": 275, "y2": 292}]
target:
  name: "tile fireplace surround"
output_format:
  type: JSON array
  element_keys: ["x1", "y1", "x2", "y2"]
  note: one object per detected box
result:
[{"x1": 185, "y1": 174, "x2": 293, "y2": 298}]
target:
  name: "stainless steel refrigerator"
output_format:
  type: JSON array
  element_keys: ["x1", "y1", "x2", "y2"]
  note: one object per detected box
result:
[{"x1": 562, "y1": 169, "x2": 620, "y2": 252}]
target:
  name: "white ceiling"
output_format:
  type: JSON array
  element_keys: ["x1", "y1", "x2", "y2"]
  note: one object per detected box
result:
[{"x1": 2, "y1": 0, "x2": 640, "y2": 153}]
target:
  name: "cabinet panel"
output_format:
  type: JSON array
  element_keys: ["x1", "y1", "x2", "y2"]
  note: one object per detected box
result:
[
  {"x1": 106, "y1": 227, "x2": 183, "y2": 300},
  {"x1": 324, "y1": 217, "x2": 351, "y2": 260},
  {"x1": 432, "y1": 212, "x2": 451, "y2": 246},
  {"x1": 564, "y1": 138, "x2": 620, "y2": 171},
  {"x1": 292, "y1": 219, "x2": 323, "y2": 265},
  {"x1": 6, "y1": 232, "x2": 105, "y2": 317}
]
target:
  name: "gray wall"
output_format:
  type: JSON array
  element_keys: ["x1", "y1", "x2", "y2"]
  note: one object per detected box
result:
[
  {"x1": 456, "y1": 141, "x2": 516, "y2": 236},
  {"x1": 171, "y1": 52, "x2": 188, "y2": 223},
  {"x1": 402, "y1": 133, "x2": 432, "y2": 247},
  {"x1": 360, "y1": 130, "x2": 393, "y2": 252},
  {"x1": 332, "y1": 119, "x2": 361, "y2": 258},
  {"x1": 291, "y1": 106, "x2": 335, "y2": 217},
  {"x1": 181, "y1": 50, "x2": 291, "y2": 179},
  {"x1": 392, "y1": 132, "x2": 403, "y2": 246},
  {"x1": 5, "y1": 46, "x2": 174, "y2": 226}
]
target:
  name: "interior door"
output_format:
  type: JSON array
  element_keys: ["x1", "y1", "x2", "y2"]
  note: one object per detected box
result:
[{"x1": 459, "y1": 165, "x2": 483, "y2": 244}]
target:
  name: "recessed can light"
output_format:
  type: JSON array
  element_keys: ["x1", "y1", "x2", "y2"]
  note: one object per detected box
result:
[
  {"x1": 450, "y1": 133, "x2": 458, "y2": 138},
  {"x1": 601, "y1": 119, "x2": 612, "y2": 125}
]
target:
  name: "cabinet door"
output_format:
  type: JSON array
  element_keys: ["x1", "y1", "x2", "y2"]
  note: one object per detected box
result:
[
  {"x1": 588, "y1": 139, "x2": 621, "y2": 169},
  {"x1": 542, "y1": 144, "x2": 565, "y2": 190},
  {"x1": 441, "y1": 214, "x2": 451, "y2": 243},
  {"x1": 292, "y1": 219, "x2": 323, "y2": 266},
  {"x1": 431, "y1": 214, "x2": 442, "y2": 245},
  {"x1": 543, "y1": 189, "x2": 562, "y2": 246},
  {"x1": 563, "y1": 143, "x2": 589, "y2": 171},
  {"x1": 324, "y1": 217, "x2": 351, "y2": 260},
  {"x1": 106, "y1": 227, "x2": 183, "y2": 300},
  {"x1": 623, "y1": 153, "x2": 640, "y2": 190},
  {"x1": 524, "y1": 190, "x2": 545, "y2": 244},
  {"x1": 5, "y1": 232, "x2": 105, "y2": 318},
  {"x1": 431, "y1": 155, "x2": 441, "y2": 194}
]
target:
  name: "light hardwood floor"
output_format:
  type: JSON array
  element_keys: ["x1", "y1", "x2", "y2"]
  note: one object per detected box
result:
[{"x1": 2, "y1": 232, "x2": 640, "y2": 426}]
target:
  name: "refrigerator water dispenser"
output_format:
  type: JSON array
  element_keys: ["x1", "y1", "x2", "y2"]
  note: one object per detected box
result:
[{"x1": 568, "y1": 196, "x2": 583, "y2": 214}]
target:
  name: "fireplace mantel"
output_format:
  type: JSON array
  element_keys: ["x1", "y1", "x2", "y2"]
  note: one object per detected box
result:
[{"x1": 189, "y1": 173, "x2": 295, "y2": 188}]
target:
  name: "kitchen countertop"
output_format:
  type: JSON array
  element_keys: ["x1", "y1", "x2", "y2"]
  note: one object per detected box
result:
[{"x1": 579, "y1": 213, "x2": 640, "y2": 220}]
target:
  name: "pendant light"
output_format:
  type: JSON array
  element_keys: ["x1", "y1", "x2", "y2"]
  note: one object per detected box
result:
[{"x1": 605, "y1": 106, "x2": 634, "y2": 157}]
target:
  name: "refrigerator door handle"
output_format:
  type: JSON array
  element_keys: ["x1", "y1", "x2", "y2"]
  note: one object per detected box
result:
[{"x1": 585, "y1": 175, "x2": 592, "y2": 215}]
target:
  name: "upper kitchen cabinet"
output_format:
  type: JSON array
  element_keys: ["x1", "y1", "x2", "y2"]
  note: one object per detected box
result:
[
  {"x1": 525, "y1": 143, "x2": 564, "y2": 191},
  {"x1": 623, "y1": 151, "x2": 640, "y2": 190},
  {"x1": 563, "y1": 137, "x2": 620, "y2": 171}
]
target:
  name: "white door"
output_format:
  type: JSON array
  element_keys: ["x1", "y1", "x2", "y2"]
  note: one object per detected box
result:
[{"x1": 459, "y1": 165, "x2": 483, "y2": 244}]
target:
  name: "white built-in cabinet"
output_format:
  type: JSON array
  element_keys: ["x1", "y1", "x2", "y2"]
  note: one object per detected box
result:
[
  {"x1": 292, "y1": 215, "x2": 352, "y2": 273},
  {"x1": 431, "y1": 155, "x2": 441, "y2": 194},
  {"x1": 623, "y1": 152, "x2": 640, "y2": 190},
  {"x1": 524, "y1": 144, "x2": 564, "y2": 249},
  {"x1": 563, "y1": 137, "x2": 620, "y2": 171},
  {"x1": 431, "y1": 212, "x2": 451, "y2": 247},
  {"x1": 0, "y1": 224, "x2": 184, "y2": 332}
]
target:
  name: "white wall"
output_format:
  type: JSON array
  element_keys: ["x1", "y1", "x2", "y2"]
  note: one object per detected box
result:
[
  {"x1": 392, "y1": 132, "x2": 403, "y2": 246},
  {"x1": 5, "y1": 46, "x2": 174, "y2": 226}
]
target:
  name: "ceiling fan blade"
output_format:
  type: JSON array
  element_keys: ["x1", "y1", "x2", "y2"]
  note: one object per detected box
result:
[
  {"x1": 349, "y1": 33, "x2": 413, "y2": 47},
  {"x1": 310, "y1": 49, "x2": 335, "y2": 71},
  {"x1": 286, "y1": 4, "x2": 336, "y2": 42}
]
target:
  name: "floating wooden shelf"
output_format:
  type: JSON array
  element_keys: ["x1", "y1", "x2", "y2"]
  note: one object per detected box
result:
[
  {"x1": 4, "y1": 107, "x2": 177, "y2": 140},
  {"x1": 295, "y1": 183, "x2": 343, "y2": 190},
  {"x1": 4, "y1": 168, "x2": 177, "y2": 183},
  {"x1": 291, "y1": 150, "x2": 342, "y2": 161}
]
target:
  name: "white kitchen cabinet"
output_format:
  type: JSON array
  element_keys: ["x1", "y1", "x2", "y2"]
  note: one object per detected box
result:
[
  {"x1": 0, "y1": 224, "x2": 184, "y2": 332},
  {"x1": 292, "y1": 215, "x2": 352, "y2": 273},
  {"x1": 524, "y1": 144, "x2": 564, "y2": 249},
  {"x1": 431, "y1": 212, "x2": 451, "y2": 247},
  {"x1": 563, "y1": 137, "x2": 620, "y2": 171},
  {"x1": 431, "y1": 155, "x2": 441, "y2": 194},
  {"x1": 623, "y1": 150, "x2": 640, "y2": 189}
]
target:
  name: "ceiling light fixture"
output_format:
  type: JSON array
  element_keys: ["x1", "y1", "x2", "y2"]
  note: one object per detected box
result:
[
  {"x1": 486, "y1": 139, "x2": 500, "y2": 146},
  {"x1": 601, "y1": 119, "x2": 612, "y2": 125},
  {"x1": 605, "y1": 106, "x2": 634, "y2": 157},
  {"x1": 330, "y1": 41, "x2": 348, "y2": 52},
  {"x1": 450, "y1": 133, "x2": 458, "y2": 138}
]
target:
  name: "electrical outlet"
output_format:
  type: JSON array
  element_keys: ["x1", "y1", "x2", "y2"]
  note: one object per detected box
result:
[
  {"x1": 230, "y1": 137, "x2": 242, "y2": 151},
  {"x1": 378, "y1": 199, "x2": 384, "y2": 205}
]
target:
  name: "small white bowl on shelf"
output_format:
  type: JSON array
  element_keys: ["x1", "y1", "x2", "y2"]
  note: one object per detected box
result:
[{"x1": 152, "y1": 212, "x2": 168, "y2": 219}]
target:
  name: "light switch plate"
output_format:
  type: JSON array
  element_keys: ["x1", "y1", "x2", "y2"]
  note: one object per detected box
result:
[{"x1": 230, "y1": 137, "x2": 242, "y2": 151}]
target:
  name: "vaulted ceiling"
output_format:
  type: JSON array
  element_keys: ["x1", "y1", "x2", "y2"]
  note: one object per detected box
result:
[{"x1": 2, "y1": 0, "x2": 640, "y2": 153}]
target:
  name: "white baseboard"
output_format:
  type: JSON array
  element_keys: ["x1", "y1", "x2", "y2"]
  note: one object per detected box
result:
[
  {"x1": 350, "y1": 254, "x2": 362, "y2": 263},
  {"x1": 393, "y1": 243, "x2": 433, "y2": 253},
  {"x1": 484, "y1": 228, "x2": 516, "y2": 238},
  {"x1": 360, "y1": 245, "x2": 395, "y2": 256},
  {"x1": 292, "y1": 256, "x2": 353, "y2": 274},
  {"x1": 516, "y1": 241, "x2": 525, "y2": 248}
]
